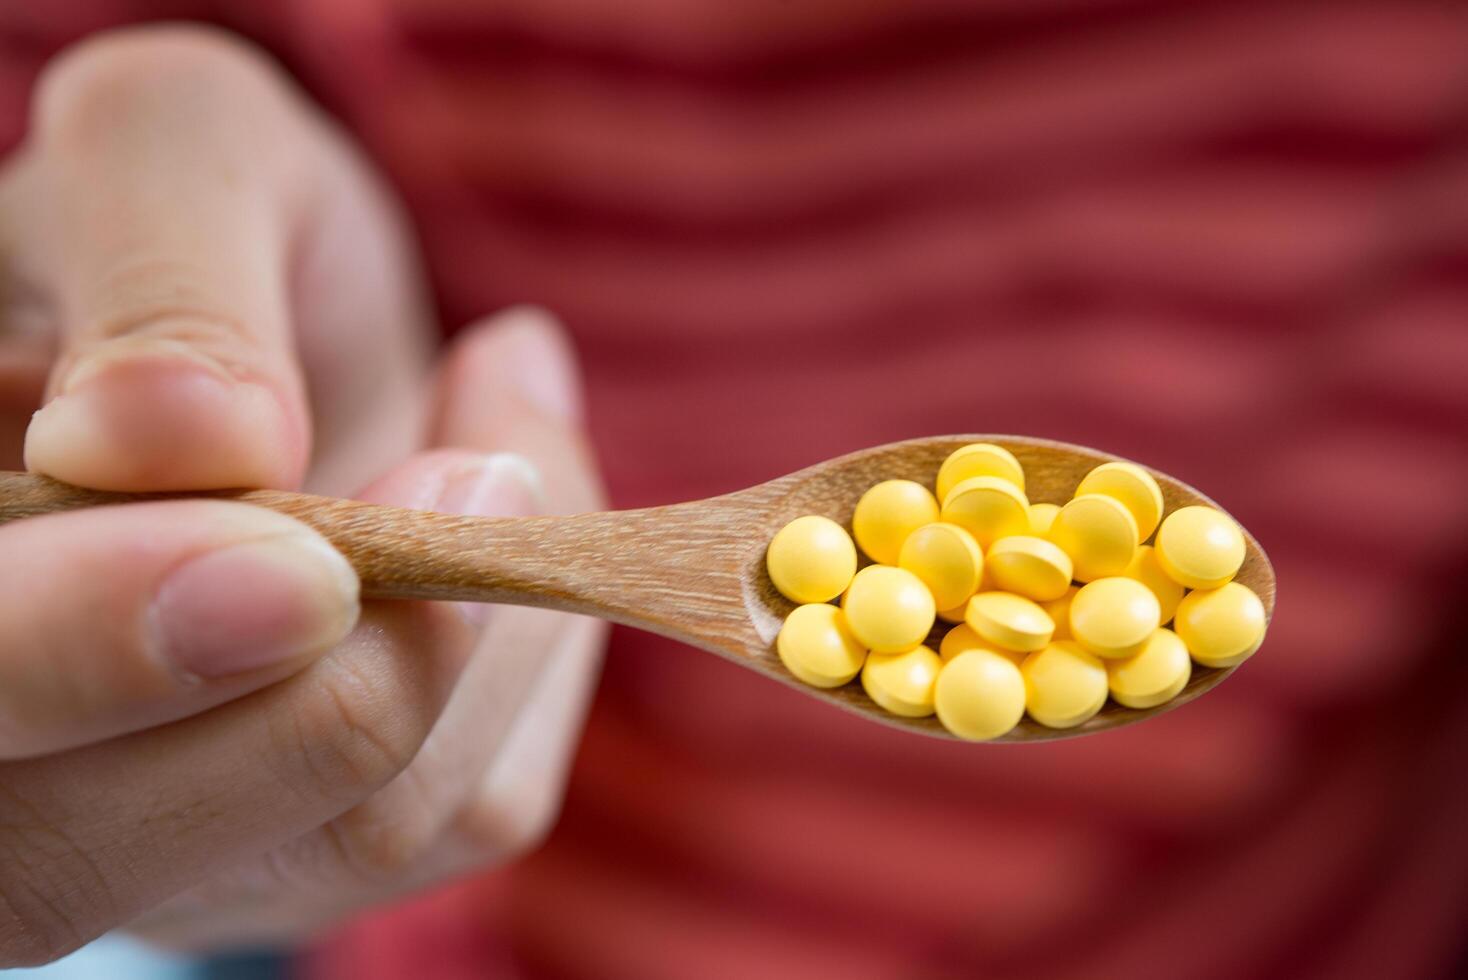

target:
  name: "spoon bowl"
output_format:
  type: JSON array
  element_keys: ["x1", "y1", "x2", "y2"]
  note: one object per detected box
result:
[
  {"x1": 737, "y1": 435, "x2": 1274, "y2": 740},
  {"x1": 0, "y1": 435, "x2": 1274, "y2": 742}
]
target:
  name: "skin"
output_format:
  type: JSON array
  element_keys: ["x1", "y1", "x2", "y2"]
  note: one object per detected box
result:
[{"x1": 0, "y1": 25, "x2": 607, "y2": 965}]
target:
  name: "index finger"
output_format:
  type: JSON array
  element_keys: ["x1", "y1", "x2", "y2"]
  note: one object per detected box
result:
[{"x1": 15, "y1": 27, "x2": 322, "y2": 491}]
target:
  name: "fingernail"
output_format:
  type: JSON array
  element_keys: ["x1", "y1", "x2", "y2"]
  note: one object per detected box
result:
[
  {"x1": 150, "y1": 534, "x2": 361, "y2": 679},
  {"x1": 434, "y1": 453, "x2": 543, "y2": 626},
  {"x1": 491, "y1": 307, "x2": 583, "y2": 424}
]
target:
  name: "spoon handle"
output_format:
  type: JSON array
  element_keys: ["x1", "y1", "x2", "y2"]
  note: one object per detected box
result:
[
  {"x1": 0, "y1": 470, "x2": 530, "y2": 601},
  {"x1": 0, "y1": 471, "x2": 763, "y2": 650}
]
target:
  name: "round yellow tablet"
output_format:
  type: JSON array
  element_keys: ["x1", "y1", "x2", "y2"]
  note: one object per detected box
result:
[
  {"x1": 984, "y1": 535, "x2": 1074, "y2": 602},
  {"x1": 941, "y1": 476, "x2": 1030, "y2": 549},
  {"x1": 852, "y1": 480, "x2": 940, "y2": 565},
  {"x1": 1121, "y1": 544, "x2": 1185, "y2": 624},
  {"x1": 862, "y1": 645, "x2": 942, "y2": 717},
  {"x1": 1174, "y1": 582, "x2": 1266, "y2": 668},
  {"x1": 1076, "y1": 461, "x2": 1164, "y2": 541},
  {"x1": 766, "y1": 515, "x2": 858, "y2": 604},
  {"x1": 935, "y1": 649, "x2": 1026, "y2": 741},
  {"x1": 1042, "y1": 585, "x2": 1079, "y2": 641},
  {"x1": 1069, "y1": 577, "x2": 1161, "y2": 659},
  {"x1": 1028, "y1": 502, "x2": 1061, "y2": 537},
  {"x1": 936, "y1": 442, "x2": 1025, "y2": 502},
  {"x1": 898, "y1": 522, "x2": 983, "y2": 611},
  {"x1": 1021, "y1": 641, "x2": 1108, "y2": 729},
  {"x1": 1155, "y1": 505, "x2": 1246, "y2": 590},
  {"x1": 1048, "y1": 493, "x2": 1138, "y2": 582},
  {"x1": 842, "y1": 565, "x2": 937, "y2": 654},
  {"x1": 964, "y1": 591, "x2": 1054, "y2": 653},
  {"x1": 938, "y1": 622, "x2": 1023, "y2": 666},
  {"x1": 776, "y1": 604, "x2": 868, "y2": 688},
  {"x1": 1106, "y1": 628, "x2": 1191, "y2": 708}
]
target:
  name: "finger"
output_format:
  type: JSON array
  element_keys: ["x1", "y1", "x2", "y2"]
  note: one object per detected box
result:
[
  {"x1": 17, "y1": 27, "x2": 325, "y2": 490},
  {"x1": 0, "y1": 450, "x2": 539, "y2": 964},
  {"x1": 129, "y1": 309, "x2": 608, "y2": 939},
  {"x1": 278, "y1": 308, "x2": 607, "y2": 891},
  {"x1": 432, "y1": 304, "x2": 602, "y2": 513},
  {"x1": 0, "y1": 501, "x2": 359, "y2": 759}
]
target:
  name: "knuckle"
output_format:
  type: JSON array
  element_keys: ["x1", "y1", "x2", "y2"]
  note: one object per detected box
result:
[
  {"x1": 455, "y1": 776, "x2": 564, "y2": 862},
  {"x1": 267, "y1": 655, "x2": 426, "y2": 808},
  {"x1": 321, "y1": 810, "x2": 433, "y2": 884},
  {"x1": 34, "y1": 24, "x2": 294, "y2": 145}
]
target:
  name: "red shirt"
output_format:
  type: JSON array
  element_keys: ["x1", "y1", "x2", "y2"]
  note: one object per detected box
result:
[{"x1": 4, "y1": 3, "x2": 1468, "y2": 977}]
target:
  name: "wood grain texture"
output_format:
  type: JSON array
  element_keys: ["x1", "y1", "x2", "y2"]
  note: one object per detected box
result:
[{"x1": 0, "y1": 435, "x2": 1275, "y2": 742}]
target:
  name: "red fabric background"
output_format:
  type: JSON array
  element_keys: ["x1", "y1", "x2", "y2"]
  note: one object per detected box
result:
[{"x1": 3, "y1": 2, "x2": 1468, "y2": 977}]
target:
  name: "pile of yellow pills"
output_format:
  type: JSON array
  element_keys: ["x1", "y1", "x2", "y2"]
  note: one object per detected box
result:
[
  {"x1": 765, "y1": 442, "x2": 1267, "y2": 741},
  {"x1": 766, "y1": 515, "x2": 858, "y2": 603}
]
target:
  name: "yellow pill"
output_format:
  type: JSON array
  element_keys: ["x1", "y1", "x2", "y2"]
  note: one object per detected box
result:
[
  {"x1": 938, "y1": 622, "x2": 1023, "y2": 666},
  {"x1": 852, "y1": 480, "x2": 940, "y2": 565},
  {"x1": 984, "y1": 535, "x2": 1074, "y2": 602},
  {"x1": 935, "y1": 649, "x2": 1026, "y2": 741},
  {"x1": 1175, "y1": 582, "x2": 1266, "y2": 668},
  {"x1": 766, "y1": 515, "x2": 858, "y2": 604},
  {"x1": 776, "y1": 604, "x2": 868, "y2": 688},
  {"x1": 965, "y1": 591, "x2": 1054, "y2": 653},
  {"x1": 1048, "y1": 493, "x2": 1138, "y2": 582},
  {"x1": 941, "y1": 476, "x2": 1030, "y2": 549},
  {"x1": 1106, "y1": 628, "x2": 1192, "y2": 708},
  {"x1": 935, "y1": 442, "x2": 1026, "y2": 501},
  {"x1": 842, "y1": 565, "x2": 937, "y2": 654},
  {"x1": 1155, "y1": 505, "x2": 1246, "y2": 590},
  {"x1": 1076, "y1": 461, "x2": 1164, "y2": 541},
  {"x1": 898, "y1": 522, "x2": 984, "y2": 611},
  {"x1": 1042, "y1": 585, "x2": 1079, "y2": 641},
  {"x1": 1121, "y1": 544, "x2": 1185, "y2": 624},
  {"x1": 862, "y1": 645, "x2": 942, "y2": 717},
  {"x1": 1021, "y1": 641, "x2": 1108, "y2": 729},
  {"x1": 1028, "y1": 502, "x2": 1061, "y2": 537},
  {"x1": 1069, "y1": 577, "x2": 1161, "y2": 659}
]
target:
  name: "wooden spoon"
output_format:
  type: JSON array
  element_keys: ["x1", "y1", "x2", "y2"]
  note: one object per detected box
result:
[{"x1": 0, "y1": 435, "x2": 1274, "y2": 742}]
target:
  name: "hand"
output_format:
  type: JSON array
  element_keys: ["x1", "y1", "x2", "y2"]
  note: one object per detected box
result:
[{"x1": 0, "y1": 26, "x2": 605, "y2": 964}]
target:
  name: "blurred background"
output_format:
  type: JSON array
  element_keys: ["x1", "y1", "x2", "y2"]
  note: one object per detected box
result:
[{"x1": 3, "y1": 1, "x2": 1467, "y2": 978}]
